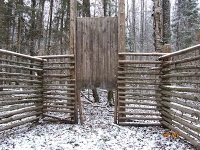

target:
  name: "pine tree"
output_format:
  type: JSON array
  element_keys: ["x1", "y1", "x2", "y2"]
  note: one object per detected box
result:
[{"x1": 172, "y1": 0, "x2": 200, "y2": 50}]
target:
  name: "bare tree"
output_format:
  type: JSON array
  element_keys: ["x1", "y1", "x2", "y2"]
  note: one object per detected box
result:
[{"x1": 163, "y1": 0, "x2": 171, "y2": 44}]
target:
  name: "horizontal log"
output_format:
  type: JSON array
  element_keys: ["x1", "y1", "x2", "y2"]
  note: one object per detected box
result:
[
  {"x1": 118, "y1": 66, "x2": 155, "y2": 69},
  {"x1": 159, "y1": 44, "x2": 200, "y2": 60},
  {"x1": 0, "y1": 64, "x2": 43, "y2": 72},
  {"x1": 162, "y1": 65, "x2": 200, "y2": 72},
  {"x1": 0, "y1": 116, "x2": 40, "y2": 131},
  {"x1": 160, "y1": 91, "x2": 200, "y2": 102},
  {"x1": 44, "y1": 79, "x2": 75, "y2": 82},
  {"x1": 0, "y1": 90, "x2": 42, "y2": 95},
  {"x1": 0, "y1": 104, "x2": 36, "y2": 112},
  {"x1": 0, "y1": 99, "x2": 42, "y2": 106},
  {"x1": 0, "y1": 49, "x2": 43, "y2": 62},
  {"x1": 160, "y1": 85, "x2": 200, "y2": 93},
  {"x1": 118, "y1": 116, "x2": 162, "y2": 120},
  {"x1": 161, "y1": 101, "x2": 200, "y2": 117},
  {"x1": 118, "y1": 52, "x2": 167, "y2": 56},
  {"x1": 44, "y1": 91, "x2": 75, "y2": 95},
  {"x1": 43, "y1": 108, "x2": 74, "y2": 113},
  {"x1": 118, "y1": 96, "x2": 162, "y2": 101},
  {"x1": 43, "y1": 104, "x2": 74, "y2": 109},
  {"x1": 44, "y1": 87, "x2": 75, "y2": 91},
  {"x1": 0, "y1": 58, "x2": 42, "y2": 67},
  {"x1": 118, "y1": 122, "x2": 161, "y2": 126},
  {"x1": 161, "y1": 80, "x2": 200, "y2": 84},
  {"x1": 162, "y1": 96, "x2": 199, "y2": 111},
  {"x1": 43, "y1": 74, "x2": 72, "y2": 78},
  {"x1": 0, "y1": 78, "x2": 42, "y2": 84},
  {"x1": 118, "y1": 81, "x2": 160, "y2": 85},
  {"x1": 119, "y1": 60, "x2": 162, "y2": 64},
  {"x1": 162, "y1": 107, "x2": 200, "y2": 126},
  {"x1": 118, "y1": 71, "x2": 161, "y2": 75},
  {"x1": 0, "y1": 106, "x2": 43, "y2": 118},
  {"x1": 0, "y1": 72, "x2": 42, "y2": 79},
  {"x1": 118, "y1": 77, "x2": 160, "y2": 80},
  {"x1": 119, "y1": 106, "x2": 160, "y2": 110},
  {"x1": 0, "y1": 85, "x2": 42, "y2": 89},
  {"x1": 44, "y1": 96, "x2": 75, "y2": 101},
  {"x1": 118, "y1": 92, "x2": 161, "y2": 97},
  {"x1": 119, "y1": 100, "x2": 160, "y2": 107},
  {"x1": 43, "y1": 84, "x2": 75, "y2": 87},
  {"x1": 165, "y1": 116, "x2": 200, "y2": 141},
  {"x1": 118, "y1": 87, "x2": 157, "y2": 91},
  {"x1": 0, "y1": 111, "x2": 41, "y2": 124},
  {"x1": 119, "y1": 112, "x2": 160, "y2": 116},
  {"x1": 44, "y1": 61, "x2": 75, "y2": 64},
  {"x1": 43, "y1": 101, "x2": 75, "y2": 106},
  {"x1": 163, "y1": 55, "x2": 200, "y2": 66},
  {"x1": 161, "y1": 120, "x2": 200, "y2": 149},
  {"x1": 43, "y1": 66, "x2": 74, "y2": 70},
  {"x1": 161, "y1": 110, "x2": 200, "y2": 133},
  {"x1": 37, "y1": 54, "x2": 74, "y2": 59},
  {"x1": 0, "y1": 94, "x2": 42, "y2": 101},
  {"x1": 161, "y1": 72, "x2": 200, "y2": 78}
]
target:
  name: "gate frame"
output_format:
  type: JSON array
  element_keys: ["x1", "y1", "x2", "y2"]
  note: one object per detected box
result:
[{"x1": 70, "y1": 0, "x2": 126, "y2": 124}]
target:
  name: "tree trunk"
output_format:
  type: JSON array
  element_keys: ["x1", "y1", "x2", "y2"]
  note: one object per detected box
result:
[
  {"x1": 37, "y1": 0, "x2": 45, "y2": 51},
  {"x1": 47, "y1": 0, "x2": 53, "y2": 55},
  {"x1": 140, "y1": 0, "x2": 144, "y2": 52},
  {"x1": 162, "y1": 0, "x2": 171, "y2": 44},
  {"x1": 131, "y1": 0, "x2": 136, "y2": 52},
  {"x1": 83, "y1": 0, "x2": 90, "y2": 17},
  {"x1": 17, "y1": 0, "x2": 24, "y2": 54},
  {"x1": 92, "y1": 89, "x2": 100, "y2": 103},
  {"x1": 153, "y1": 0, "x2": 163, "y2": 52}
]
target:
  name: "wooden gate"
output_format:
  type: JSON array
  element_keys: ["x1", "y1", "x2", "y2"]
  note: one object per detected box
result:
[{"x1": 76, "y1": 17, "x2": 118, "y2": 90}]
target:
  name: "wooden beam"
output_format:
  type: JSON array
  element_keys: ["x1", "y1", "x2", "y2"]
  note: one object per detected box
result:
[
  {"x1": 118, "y1": 0, "x2": 125, "y2": 53},
  {"x1": 117, "y1": 0, "x2": 126, "y2": 123},
  {"x1": 159, "y1": 44, "x2": 200, "y2": 60},
  {"x1": 70, "y1": 0, "x2": 78, "y2": 123}
]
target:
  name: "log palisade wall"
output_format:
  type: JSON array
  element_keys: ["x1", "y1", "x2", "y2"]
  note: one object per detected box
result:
[
  {"x1": 0, "y1": 49, "x2": 43, "y2": 131},
  {"x1": 0, "y1": 45, "x2": 199, "y2": 149},
  {"x1": 76, "y1": 17, "x2": 118, "y2": 90},
  {"x1": 159, "y1": 45, "x2": 200, "y2": 149}
]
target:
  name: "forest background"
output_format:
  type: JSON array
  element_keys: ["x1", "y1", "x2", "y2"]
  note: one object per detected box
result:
[{"x1": 0, "y1": 0, "x2": 199, "y2": 56}]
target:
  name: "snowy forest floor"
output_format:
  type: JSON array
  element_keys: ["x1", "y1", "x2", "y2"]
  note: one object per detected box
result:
[{"x1": 0, "y1": 90, "x2": 197, "y2": 150}]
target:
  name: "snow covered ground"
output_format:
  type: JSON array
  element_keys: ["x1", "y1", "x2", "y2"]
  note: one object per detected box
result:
[{"x1": 0, "y1": 90, "x2": 196, "y2": 150}]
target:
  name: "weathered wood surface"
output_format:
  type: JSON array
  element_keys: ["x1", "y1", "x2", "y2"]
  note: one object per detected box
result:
[
  {"x1": 117, "y1": 54, "x2": 162, "y2": 126},
  {"x1": 159, "y1": 44, "x2": 200, "y2": 60},
  {"x1": 76, "y1": 17, "x2": 118, "y2": 90},
  {"x1": 42, "y1": 56, "x2": 76, "y2": 123},
  {"x1": 159, "y1": 45, "x2": 200, "y2": 149}
]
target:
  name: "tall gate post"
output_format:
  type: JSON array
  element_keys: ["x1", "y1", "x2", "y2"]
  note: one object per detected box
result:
[
  {"x1": 116, "y1": 0, "x2": 126, "y2": 123},
  {"x1": 160, "y1": 44, "x2": 172, "y2": 126},
  {"x1": 70, "y1": 0, "x2": 78, "y2": 123}
]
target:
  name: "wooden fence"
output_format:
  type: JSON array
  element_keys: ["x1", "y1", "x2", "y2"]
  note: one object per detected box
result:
[
  {"x1": 0, "y1": 49, "x2": 43, "y2": 131},
  {"x1": 0, "y1": 45, "x2": 199, "y2": 148},
  {"x1": 38, "y1": 55, "x2": 77, "y2": 123},
  {"x1": 116, "y1": 53, "x2": 167, "y2": 126},
  {"x1": 159, "y1": 45, "x2": 200, "y2": 148}
]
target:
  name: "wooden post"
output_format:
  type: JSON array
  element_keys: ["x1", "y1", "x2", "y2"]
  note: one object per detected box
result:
[
  {"x1": 160, "y1": 44, "x2": 172, "y2": 126},
  {"x1": 0, "y1": 59, "x2": 2, "y2": 91},
  {"x1": 197, "y1": 29, "x2": 200, "y2": 44},
  {"x1": 117, "y1": 0, "x2": 126, "y2": 123},
  {"x1": 77, "y1": 90, "x2": 83, "y2": 124},
  {"x1": 114, "y1": 89, "x2": 118, "y2": 124},
  {"x1": 153, "y1": 0, "x2": 163, "y2": 52},
  {"x1": 70, "y1": 0, "x2": 78, "y2": 123}
]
